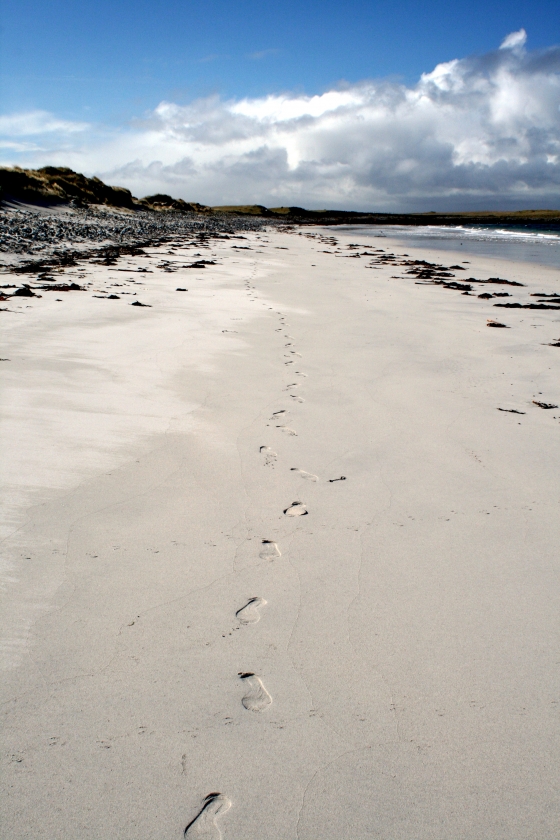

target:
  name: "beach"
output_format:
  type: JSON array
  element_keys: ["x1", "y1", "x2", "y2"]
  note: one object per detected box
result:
[{"x1": 1, "y1": 224, "x2": 559, "y2": 838}]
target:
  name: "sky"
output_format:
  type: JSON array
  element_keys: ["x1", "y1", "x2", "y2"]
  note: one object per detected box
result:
[{"x1": 1, "y1": 0, "x2": 559, "y2": 210}]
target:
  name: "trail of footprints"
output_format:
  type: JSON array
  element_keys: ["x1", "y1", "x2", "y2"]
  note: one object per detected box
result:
[{"x1": 185, "y1": 238, "x2": 347, "y2": 837}]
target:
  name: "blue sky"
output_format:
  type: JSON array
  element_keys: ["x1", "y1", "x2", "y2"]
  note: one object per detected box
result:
[
  {"x1": 1, "y1": 1, "x2": 559, "y2": 209},
  {"x1": 2, "y1": 0, "x2": 557, "y2": 123}
]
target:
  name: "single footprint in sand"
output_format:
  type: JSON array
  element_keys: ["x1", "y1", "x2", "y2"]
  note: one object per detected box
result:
[
  {"x1": 184, "y1": 793, "x2": 231, "y2": 839},
  {"x1": 291, "y1": 468, "x2": 318, "y2": 481},
  {"x1": 239, "y1": 673, "x2": 272, "y2": 711},
  {"x1": 259, "y1": 540, "x2": 281, "y2": 559},
  {"x1": 290, "y1": 395, "x2": 305, "y2": 403},
  {"x1": 277, "y1": 425, "x2": 297, "y2": 435},
  {"x1": 260, "y1": 446, "x2": 277, "y2": 466},
  {"x1": 284, "y1": 501, "x2": 308, "y2": 516},
  {"x1": 236, "y1": 596, "x2": 267, "y2": 624}
]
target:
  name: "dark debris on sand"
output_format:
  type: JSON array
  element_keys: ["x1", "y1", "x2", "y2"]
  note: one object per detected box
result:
[
  {"x1": 532, "y1": 400, "x2": 558, "y2": 409},
  {"x1": 0, "y1": 203, "x2": 272, "y2": 274}
]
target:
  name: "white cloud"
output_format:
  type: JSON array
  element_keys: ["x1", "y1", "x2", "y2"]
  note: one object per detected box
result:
[
  {"x1": 1, "y1": 32, "x2": 559, "y2": 210},
  {"x1": 0, "y1": 110, "x2": 89, "y2": 137},
  {"x1": 500, "y1": 29, "x2": 527, "y2": 51}
]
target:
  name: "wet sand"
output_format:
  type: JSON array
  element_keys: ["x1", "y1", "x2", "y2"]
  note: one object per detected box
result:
[{"x1": 1, "y1": 227, "x2": 559, "y2": 838}]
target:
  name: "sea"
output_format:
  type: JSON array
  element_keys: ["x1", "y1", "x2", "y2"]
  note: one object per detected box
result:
[{"x1": 330, "y1": 224, "x2": 560, "y2": 270}]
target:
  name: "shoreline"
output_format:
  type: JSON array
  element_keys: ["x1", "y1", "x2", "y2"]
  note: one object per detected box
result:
[
  {"x1": 1, "y1": 225, "x2": 559, "y2": 838},
  {"x1": 331, "y1": 224, "x2": 560, "y2": 270}
]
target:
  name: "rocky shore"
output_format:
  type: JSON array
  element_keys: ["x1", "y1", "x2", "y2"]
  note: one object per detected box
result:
[
  {"x1": 0, "y1": 202, "x2": 272, "y2": 273},
  {"x1": 0, "y1": 167, "x2": 281, "y2": 279}
]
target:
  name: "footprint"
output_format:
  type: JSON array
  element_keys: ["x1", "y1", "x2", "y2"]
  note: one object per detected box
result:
[
  {"x1": 184, "y1": 793, "x2": 231, "y2": 839},
  {"x1": 236, "y1": 597, "x2": 267, "y2": 624},
  {"x1": 259, "y1": 540, "x2": 281, "y2": 559},
  {"x1": 290, "y1": 395, "x2": 305, "y2": 403},
  {"x1": 272, "y1": 409, "x2": 286, "y2": 416},
  {"x1": 277, "y1": 425, "x2": 297, "y2": 435},
  {"x1": 260, "y1": 446, "x2": 277, "y2": 466},
  {"x1": 291, "y1": 468, "x2": 318, "y2": 481},
  {"x1": 284, "y1": 501, "x2": 308, "y2": 516},
  {"x1": 295, "y1": 371, "x2": 308, "y2": 377},
  {"x1": 239, "y1": 673, "x2": 272, "y2": 711}
]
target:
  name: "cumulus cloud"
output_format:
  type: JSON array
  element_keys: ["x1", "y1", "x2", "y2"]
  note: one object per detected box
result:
[{"x1": 1, "y1": 32, "x2": 559, "y2": 209}]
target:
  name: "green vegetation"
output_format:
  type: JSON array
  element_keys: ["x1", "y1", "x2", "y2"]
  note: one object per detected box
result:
[
  {"x1": 0, "y1": 167, "x2": 208, "y2": 213},
  {"x1": 0, "y1": 166, "x2": 137, "y2": 209}
]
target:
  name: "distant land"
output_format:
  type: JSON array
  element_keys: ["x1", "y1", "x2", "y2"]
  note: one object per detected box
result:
[{"x1": 1, "y1": 166, "x2": 559, "y2": 229}]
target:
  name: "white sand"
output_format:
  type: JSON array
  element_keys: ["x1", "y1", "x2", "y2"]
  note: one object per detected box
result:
[{"x1": 1, "y1": 228, "x2": 559, "y2": 838}]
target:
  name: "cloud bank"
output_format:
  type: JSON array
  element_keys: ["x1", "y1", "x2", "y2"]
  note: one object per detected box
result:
[{"x1": 1, "y1": 31, "x2": 559, "y2": 210}]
